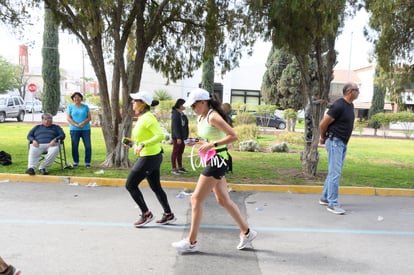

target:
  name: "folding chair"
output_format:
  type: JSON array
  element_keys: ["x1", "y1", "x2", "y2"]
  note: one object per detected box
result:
[{"x1": 55, "y1": 140, "x2": 73, "y2": 170}]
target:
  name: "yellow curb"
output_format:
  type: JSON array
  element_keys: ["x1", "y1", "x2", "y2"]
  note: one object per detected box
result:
[{"x1": 0, "y1": 173, "x2": 412, "y2": 197}]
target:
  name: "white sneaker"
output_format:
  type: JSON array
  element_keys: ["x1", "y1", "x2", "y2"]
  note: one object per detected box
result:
[
  {"x1": 172, "y1": 238, "x2": 199, "y2": 253},
  {"x1": 237, "y1": 229, "x2": 257, "y2": 250},
  {"x1": 327, "y1": 205, "x2": 346, "y2": 215}
]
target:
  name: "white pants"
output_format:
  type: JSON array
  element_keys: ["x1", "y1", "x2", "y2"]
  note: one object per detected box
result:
[{"x1": 28, "y1": 143, "x2": 60, "y2": 170}]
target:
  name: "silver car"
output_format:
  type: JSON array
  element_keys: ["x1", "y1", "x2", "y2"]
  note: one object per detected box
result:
[
  {"x1": 25, "y1": 100, "x2": 43, "y2": 113},
  {"x1": 0, "y1": 95, "x2": 26, "y2": 123}
]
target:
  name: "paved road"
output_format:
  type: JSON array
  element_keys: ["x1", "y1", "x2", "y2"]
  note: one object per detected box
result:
[{"x1": 1, "y1": 181, "x2": 413, "y2": 274}]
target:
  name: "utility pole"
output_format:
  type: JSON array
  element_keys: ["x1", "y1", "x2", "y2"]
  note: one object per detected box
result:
[{"x1": 347, "y1": 32, "x2": 353, "y2": 81}]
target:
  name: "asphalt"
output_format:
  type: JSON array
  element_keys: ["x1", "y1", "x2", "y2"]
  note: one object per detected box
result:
[{"x1": 1, "y1": 174, "x2": 414, "y2": 275}]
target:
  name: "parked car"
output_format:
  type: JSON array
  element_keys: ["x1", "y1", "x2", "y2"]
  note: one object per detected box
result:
[
  {"x1": 58, "y1": 103, "x2": 66, "y2": 112},
  {"x1": 25, "y1": 100, "x2": 43, "y2": 113},
  {"x1": 0, "y1": 94, "x2": 26, "y2": 123},
  {"x1": 255, "y1": 113, "x2": 286, "y2": 130}
]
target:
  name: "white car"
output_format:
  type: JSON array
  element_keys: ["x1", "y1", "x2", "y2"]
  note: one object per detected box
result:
[{"x1": 25, "y1": 100, "x2": 43, "y2": 113}]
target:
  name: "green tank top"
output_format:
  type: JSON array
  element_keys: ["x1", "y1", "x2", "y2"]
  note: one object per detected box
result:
[{"x1": 197, "y1": 109, "x2": 228, "y2": 159}]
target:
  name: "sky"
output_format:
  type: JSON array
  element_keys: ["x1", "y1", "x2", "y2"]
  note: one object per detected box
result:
[{"x1": 0, "y1": 8, "x2": 373, "y2": 80}]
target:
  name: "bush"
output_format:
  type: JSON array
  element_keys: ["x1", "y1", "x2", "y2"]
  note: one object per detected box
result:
[
  {"x1": 234, "y1": 124, "x2": 258, "y2": 142},
  {"x1": 233, "y1": 112, "x2": 255, "y2": 126},
  {"x1": 270, "y1": 142, "x2": 289, "y2": 153},
  {"x1": 276, "y1": 131, "x2": 304, "y2": 144},
  {"x1": 239, "y1": 140, "x2": 260, "y2": 152}
]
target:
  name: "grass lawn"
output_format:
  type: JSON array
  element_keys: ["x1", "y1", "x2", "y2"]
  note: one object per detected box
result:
[{"x1": 0, "y1": 123, "x2": 413, "y2": 189}]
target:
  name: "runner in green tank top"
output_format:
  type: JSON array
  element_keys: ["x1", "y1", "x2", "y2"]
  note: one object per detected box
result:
[{"x1": 172, "y1": 88, "x2": 257, "y2": 253}]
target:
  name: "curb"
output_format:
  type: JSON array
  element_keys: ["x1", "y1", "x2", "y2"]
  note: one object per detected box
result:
[{"x1": 0, "y1": 173, "x2": 413, "y2": 197}]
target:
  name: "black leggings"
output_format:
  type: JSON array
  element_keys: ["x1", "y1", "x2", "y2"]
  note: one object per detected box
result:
[{"x1": 125, "y1": 152, "x2": 172, "y2": 214}]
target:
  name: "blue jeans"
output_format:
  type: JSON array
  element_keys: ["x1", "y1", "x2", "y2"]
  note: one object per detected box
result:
[
  {"x1": 321, "y1": 137, "x2": 347, "y2": 207},
  {"x1": 70, "y1": 130, "x2": 92, "y2": 165}
]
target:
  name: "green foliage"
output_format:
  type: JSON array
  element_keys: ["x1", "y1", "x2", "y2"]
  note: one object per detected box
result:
[
  {"x1": 365, "y1": 0, "x2": 414, "y2": 71},
  {"x1": 41, "y1": 7, "x2": 60, "y2": 115},
  {"x1": 0, "y1": 0, "x2": 39, "y2": 28},
  {"x1": 41, "y1": 0, "x2": 266, "y2": 168},
  {"x1": 233, "y1": 124, "x2": 258, "y2": 142},
  {"x1": 284, "y1": 108, "x2": 297, "y2": 120},
  {"x1": 253, "y1": 0, "x2": 347, "y2": 176},
  {"x1": 261, "y1": 46, "x2": 316, "y2": 110},
  {"x1": 86, "y1": 96, "x2": 101, "y2": 106},
  {"x1": 233, "y1": 111, "x2": 255, "y2": 126},
  {"x1": 275, "y1": 131, "x2": 304, "y2": 145},
  {"x1": 154, "y1": 89, "x2": 171, "y2": 101},
  {"x1": 368, "y1": 68, "x2": 385, "y2": 128},
  {"x1": 232, "y1": 102, "x2": 247, "y2": 114},
  {"x1": 156, "y1": 99, "x2": 174, "y2": 122},
  {"x1": 0, "y1": 56, "x2": 19, "y2": 93},
  {"x1": 255, "y1": 104, "x2": 276, "y2": 116},
  {"x1": 371, "y1": 112, "x2": 414, "y2": 137}
]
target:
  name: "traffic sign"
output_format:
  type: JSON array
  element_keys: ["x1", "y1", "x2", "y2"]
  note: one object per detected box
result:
[{"x1": 28, "y1": 83, "x2": 37, "y2": 93}]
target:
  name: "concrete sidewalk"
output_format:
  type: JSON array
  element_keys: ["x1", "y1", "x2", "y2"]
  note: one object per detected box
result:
[{"x1": 1, "y1": 180, "x2": 413, "y2": 274}]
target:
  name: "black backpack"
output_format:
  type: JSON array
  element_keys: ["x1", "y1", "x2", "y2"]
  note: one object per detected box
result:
[{"x1": 0, "y1": 150, "x2": 12, "y2": 166}]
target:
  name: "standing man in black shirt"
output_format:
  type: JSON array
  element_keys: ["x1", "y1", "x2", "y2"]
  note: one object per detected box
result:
[{"x1": 319, "y1": 82, "x2": 360, "y2": 214}]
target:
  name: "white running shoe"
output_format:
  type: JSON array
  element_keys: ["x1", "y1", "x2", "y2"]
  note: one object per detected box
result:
[
  {"x1": 237, "y1": 229, "x2": 257, "y2": 250},
  {"x1": 172, "y1": 238, "x2": 199, "y2": 253}
]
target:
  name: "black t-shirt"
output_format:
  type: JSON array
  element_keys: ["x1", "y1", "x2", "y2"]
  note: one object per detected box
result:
[{"x1": 326, "y1": 98, "x2": 355, "y2": 144}]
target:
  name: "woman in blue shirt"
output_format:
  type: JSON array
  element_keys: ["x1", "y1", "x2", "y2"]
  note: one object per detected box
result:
[{"x1": 66, "y1": 92, "x2": 92, "y2": 168}]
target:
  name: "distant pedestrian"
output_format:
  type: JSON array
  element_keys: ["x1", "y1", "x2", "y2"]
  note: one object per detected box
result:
[
  {"x1": 125, "y1": 91, "x2": 176, "y2": 227},
  {"x1": 172, "y1": 88, "x2": 256, "y2": 253},
  {"x1": 66, "y1": 92, "x2": 92, "y2": 168},
  {"x1": 319, "y1": 82, "x2": 360, "y2": 215},
  {"x1": 221, "y1": 103, "x2": 233, "y2": 127},
  {"x1": 170, "y1": 98, "x2": 189, "y2": 175},
  {"x1": 0, "y1": 256, "x2": 21, "y2": 275}
]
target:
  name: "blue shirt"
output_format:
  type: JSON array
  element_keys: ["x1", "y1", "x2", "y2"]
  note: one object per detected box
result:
[
  {"x1": 27, "y1": 124, "x2": 66, "y2": 144},
  {"x1": 67, "y1": 104, "x2": 91, "y2": 131}
]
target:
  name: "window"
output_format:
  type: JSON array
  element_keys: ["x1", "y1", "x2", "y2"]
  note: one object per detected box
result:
[{"x1": 230, "y1": 89, "x2": 261, "y2": 105}]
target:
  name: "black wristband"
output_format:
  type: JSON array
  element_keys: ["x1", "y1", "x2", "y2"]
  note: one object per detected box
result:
[{"x1": 214, "y1": 142, "x2": 219, "y2": 147}]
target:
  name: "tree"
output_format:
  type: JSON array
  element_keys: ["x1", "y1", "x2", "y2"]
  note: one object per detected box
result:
[
  {"x1": 368, "y1": 68, "x2": 385, "y2": 135},
  {"x1": 251, "y1": 0, "x2": 350, "y2": 176},
  {"x1": 0, "y1": 56, "x2": 19, "y2": 93},
  {"x1": 0, "y1": 0, "x2": 37, "y2": 28},
  {"x1": 365, "y1": 0, "x2": 414, "y2": 71},
  {"x1": 41, "y1": 6, "x2": 60, "y2": 115},
  {"x1": 365, "y1": 1, "x2": 414, "y2": 110},
  {"x1": 200, "y1": 0, "x2": 264, "y2": 95},
  {"x1": 43, "y1": 0, "x2": 260, "y2": 168}
]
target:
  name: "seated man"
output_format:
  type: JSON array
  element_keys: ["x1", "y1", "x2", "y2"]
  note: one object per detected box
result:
[{"x1": 26, "y1": 113, "x2": 66, "y2": 175}]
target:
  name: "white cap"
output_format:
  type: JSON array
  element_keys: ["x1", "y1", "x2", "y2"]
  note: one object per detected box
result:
[
  {"x1": 130, "y1": 91, "x2": 153, "y2": 106},
  {"x1": 183, "y1": 88, "x2": 210, "y2": 107}
]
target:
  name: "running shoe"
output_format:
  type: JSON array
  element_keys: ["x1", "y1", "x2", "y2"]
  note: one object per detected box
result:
[
  {"x1": 134, "y1": 211, "x2": 154, "y2": 227},
  {"x1": 25, "y1": 167, "x2": 35, "y2": 175},
  {"x1": 4, "y1": 265, "x2": 21, "y2": 275},
  {"x1": 319, "y1": 198, "x2": 329, "y2": 205},
  {"x1": 156, "y1": 213, "x2": 177, "y2": 225},
  {"x1": 172, "y1": 238, "x2": 199, "y2": 253},
  {"x1": 171, "y1": 169, "x2": 180, "y2": 175},
  {"x1": 327, "y1": 205, "x2": 346, "y2": 215},
  {"x1": 237, "y1": 229, "x2": 257, "y2": 250},
  {"x1": 177, "y1": 167, "x2": 188, "y2": 174}
]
